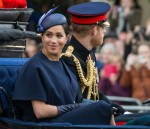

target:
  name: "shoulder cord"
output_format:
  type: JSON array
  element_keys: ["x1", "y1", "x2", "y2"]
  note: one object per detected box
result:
[{"x1": 61, "y1": 46, "x2": 99, "y2": 101}]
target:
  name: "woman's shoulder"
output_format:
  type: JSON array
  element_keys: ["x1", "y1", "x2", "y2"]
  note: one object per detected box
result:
[{"x1": 21, "y1": 52, "x2": 44, "y2": 69}]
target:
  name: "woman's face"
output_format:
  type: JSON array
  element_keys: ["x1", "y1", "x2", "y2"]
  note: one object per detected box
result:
[{"x1": 41, "y1": 25, "x2": 69, "y2": 58}]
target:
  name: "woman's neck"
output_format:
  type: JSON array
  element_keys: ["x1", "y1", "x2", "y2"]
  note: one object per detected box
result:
[{"x1": 42, "y1": 50, "x2": 60, "y2": 61}]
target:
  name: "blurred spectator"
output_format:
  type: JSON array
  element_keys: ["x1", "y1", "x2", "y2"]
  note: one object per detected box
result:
[
  {"x1": 123, "y1": 17, "x2": 150, "y2": 61},
  {"x1": 96, "y1": 43, "x2": 118, "y2": 77},
  {"x1": 117, "y1": 30, "x2": 138, "y2": 61},
  {"x1": 108, "y1": 0, "x2": 120, "y2": 31},
  {"x1": 98, "y1": 43, "x2": 117, "y2": 65},
  {"x1": 22, "y1": 38, "x2": 41, "y2": 58},
  {"x1": 115, "y1": 39, "x2": 125, "y2": 58},
  {"x1": 104, "y1": 31, "x2": 125, "y2": 57},
  {"x1": 103, "y1": 31, "x2": 118, "y2": 45},
  {"x1": 109, "y1": 0, "x2": 142, "y2": 34},
  {"x1": 120, "y1": 43, "x2": 150, "y2": 102},
  {"x1": 98, "y1": 53, "x2": 131, "y2": 101},
  {"x1": 144, "y1": 17, "x2": 150, "y2": 42},
  {"x1": 133, "y1": 17, "x2": 150, "y2": 43},
  {"x1": 122, "y1": 31, "x2": 134, "y2": 61}
]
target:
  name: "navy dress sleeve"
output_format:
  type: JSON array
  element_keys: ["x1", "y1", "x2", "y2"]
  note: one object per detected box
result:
[{"x1": 13, "y1": 60, "x2": 47, "y2": 102}]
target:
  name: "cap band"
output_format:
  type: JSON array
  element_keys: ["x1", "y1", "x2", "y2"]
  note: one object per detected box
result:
[{"x1": 71, "y1": 14, "x2": 106, "y2": 24}]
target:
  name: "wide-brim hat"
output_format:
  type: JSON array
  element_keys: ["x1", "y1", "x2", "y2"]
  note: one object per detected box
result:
[{"x1": 67, "y1": 2, "x2": 111, "y2": 27}]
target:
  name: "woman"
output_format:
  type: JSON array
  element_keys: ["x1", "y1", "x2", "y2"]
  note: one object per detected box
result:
[{"x1": 13, "y1": 7, "x2": 115, "y2": 125}]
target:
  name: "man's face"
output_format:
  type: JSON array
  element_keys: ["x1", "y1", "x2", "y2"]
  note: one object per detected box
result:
[{"x1": 91, "y1": 25, "x2": 106, "y2": 47}]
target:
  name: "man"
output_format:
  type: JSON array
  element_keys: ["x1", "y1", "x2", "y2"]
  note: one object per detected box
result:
[
  {"x1": 61, "y1": 2, "x2": 126, "y2": 119},
  {"x1": 61, "y1": 2, "x2": 112, "y2": 103}
]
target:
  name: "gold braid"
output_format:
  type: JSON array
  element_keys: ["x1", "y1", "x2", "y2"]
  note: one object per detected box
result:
[{"x1": 61, "y1": 46, "x2": 99, "y2": 101}]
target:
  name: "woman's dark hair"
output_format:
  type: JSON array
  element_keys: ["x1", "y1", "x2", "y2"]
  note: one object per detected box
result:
[
  {"x1": 62, "y1": 24, "x2": 70, "y2": 35},
  {"x1": 42, "y1": 24, "x2": 70, "y2": 36}
]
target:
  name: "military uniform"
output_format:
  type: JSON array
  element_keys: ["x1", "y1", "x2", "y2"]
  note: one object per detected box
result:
[
  {"x1": 62, "y1": 36, "x2": 96, "y2": 102},
  {"x1": 61, "y1": 2, "x2": 126, "y2": 118},
  {"x1": 62, "y1": 36, "x2": 111, "y2": 104}
]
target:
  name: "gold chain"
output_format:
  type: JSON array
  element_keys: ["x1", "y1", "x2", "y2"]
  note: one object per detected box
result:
[{"x1": 61, "y1": 46, "x2": 99, "y2": 101}]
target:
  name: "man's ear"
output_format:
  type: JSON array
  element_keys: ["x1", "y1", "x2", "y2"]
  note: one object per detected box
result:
[{"x1": 92, "y1": 26, "x2": 98, "y2": 35}]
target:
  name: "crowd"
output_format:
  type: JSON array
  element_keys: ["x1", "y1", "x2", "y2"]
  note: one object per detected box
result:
[{"x1": 96, "y1": 0, "x2": 150, "y2": 104}]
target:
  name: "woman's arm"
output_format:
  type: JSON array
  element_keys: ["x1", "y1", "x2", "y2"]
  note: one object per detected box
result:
[
  {"x1": 32, "y1": 100, "x2": 59, "y2": 119},
  {"x1": 32, "y1": 100, "x2": 91, "y2": 119}
]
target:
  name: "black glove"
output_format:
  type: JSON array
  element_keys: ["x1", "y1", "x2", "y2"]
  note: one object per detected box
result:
[
  {"x1": 99, "y1": 91, "x2": 111, "y2": 104},
  {"x1": 111, "y1": 103, "x2": 125, "y2": 117},
  {"x1": 57, "y1": 102, "x2": 90, "y2": 115}
]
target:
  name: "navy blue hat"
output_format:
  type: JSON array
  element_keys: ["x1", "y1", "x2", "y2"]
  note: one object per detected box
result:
[
  {"x1": 67, "y1": 2, "x2": 111, "y2": 27},
  {"x1": 37, "y1": 6, "x2": 67, "y2": 33}
]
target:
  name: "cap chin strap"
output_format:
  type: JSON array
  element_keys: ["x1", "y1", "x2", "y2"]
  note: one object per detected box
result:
[{"x1": 97, "y1": 20, "x2": 110, "y2": 27}]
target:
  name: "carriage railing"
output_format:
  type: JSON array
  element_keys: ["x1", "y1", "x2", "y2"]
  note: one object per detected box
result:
[{"x1": 107, "y1": 96, "x2": 150, "y2": 113}]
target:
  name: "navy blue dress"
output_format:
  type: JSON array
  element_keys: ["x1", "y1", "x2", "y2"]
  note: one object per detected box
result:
[{"x1": 13, "y1": 51, "x2": 112, "y2": 125}]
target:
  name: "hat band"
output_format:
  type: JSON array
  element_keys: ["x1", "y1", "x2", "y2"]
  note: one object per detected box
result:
[{"x1": 72, "y1": 14, "x2": 106, "y2": 24}]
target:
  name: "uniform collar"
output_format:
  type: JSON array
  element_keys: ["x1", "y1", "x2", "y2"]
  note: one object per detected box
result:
[{"x1": 69, "y1": 36, "x2": 91, "y2": 61}]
